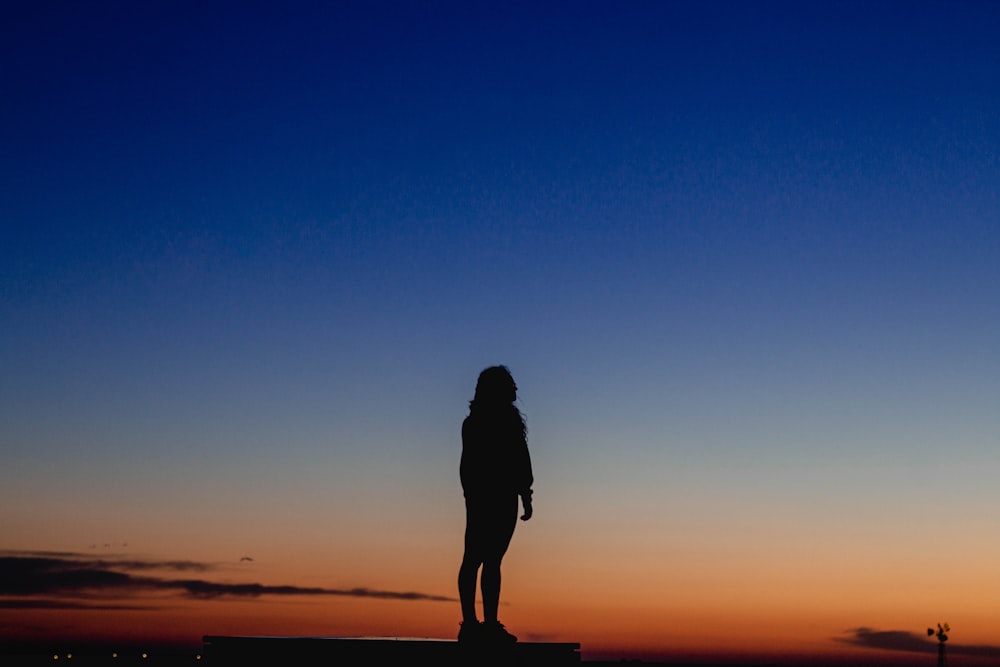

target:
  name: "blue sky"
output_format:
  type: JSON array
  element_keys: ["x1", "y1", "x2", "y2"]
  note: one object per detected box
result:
[{"x1": 2, "y1": 1, "x2": 999, "y2": 660}]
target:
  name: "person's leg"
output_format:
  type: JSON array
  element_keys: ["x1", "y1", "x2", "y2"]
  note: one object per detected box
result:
[
  {"x1": 481, "y1": 554, "x2": 516, "y2": 643},
  {"x1": 460, "y1": 500, "x2": 486, "y2": 632},
  {"x1": 481, "y1": 495, "x2": 518, "y2": 630},
  {"x1": 480, "y1": 558, "x2": 501, "y2": 624},
  {"x1": 458, "y1": 556, "x2": 480, "y2": 624}
]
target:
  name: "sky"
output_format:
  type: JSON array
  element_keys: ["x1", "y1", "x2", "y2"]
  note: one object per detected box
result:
[{"x1": 2, "y1": 1, "x2": 999, "y2": 664}]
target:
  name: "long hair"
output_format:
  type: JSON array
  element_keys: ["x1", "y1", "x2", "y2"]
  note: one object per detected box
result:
[{"x1": 469, "y1": 365, "x2": 526, "y2": 439}]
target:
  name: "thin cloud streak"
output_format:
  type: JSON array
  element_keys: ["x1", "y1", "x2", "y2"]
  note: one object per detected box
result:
[
  {"x1": 0, "y1": 598, "x2": 151, "y2": 611},
  {"x1": 839, "y1": 627, "x2": 1000, "y2": 658},
  {"x1": 0, "y1": 552, "x2": 455, "y2": 604},
  {"x1": 3, "y1": 550, "x2": 213, "y2": 572}
]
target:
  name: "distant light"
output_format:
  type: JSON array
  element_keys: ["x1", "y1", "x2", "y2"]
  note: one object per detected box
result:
[
  {"x1": 112, "y1": 653, "x2": 118, "y2": 659},
  {"x1": 196, "y1": 655, "x2": 202, "y2": 660},
  {"x1": 53, "y1": 656, "x2": 58, "y2": 661},
  {"x1": 142, "y1": 653, "x2": 148, "y2": 659}
]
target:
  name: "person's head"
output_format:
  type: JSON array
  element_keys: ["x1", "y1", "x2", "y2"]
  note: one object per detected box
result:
[{"x1": 471, "y1": 365, "x2": 517, "y2": 409}]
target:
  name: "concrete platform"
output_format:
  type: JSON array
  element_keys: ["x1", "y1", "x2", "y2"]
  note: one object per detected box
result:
[{"x1": 202, "y1": 635, "x2": 581, "y2": 666}]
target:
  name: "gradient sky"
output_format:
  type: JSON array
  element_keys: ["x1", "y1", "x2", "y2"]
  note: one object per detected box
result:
[{"x1": 2, "y1": 1, "x2": 999, "y2": 664}]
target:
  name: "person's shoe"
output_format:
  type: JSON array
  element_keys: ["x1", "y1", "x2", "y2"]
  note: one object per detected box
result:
[
  {"x1": 458, "y1": 620, "x2": 483, "y2": 643},
  {"x1": 482, "y1": 620, "x2": 517, "y2": 643}
]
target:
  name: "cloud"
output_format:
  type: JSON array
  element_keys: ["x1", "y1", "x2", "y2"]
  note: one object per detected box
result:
[
  {"x1": 0, "y1": 551, "x2": 455, "y2": 605},
  {"x1": 98, "y1": 559, "x2": 212, "y2": 573},
  {"x1": 838, "y1": 628, "x2": 934, "y2": 654},
  {"x1": 839, "y1": 627, "x2": 1000, "y2": 658},
  {"x1": 3, "y1": 550, "x2": 211, "y2": 573},
  {"x1": 0, "y1": 598, "x2": 151, "y2": 611}
]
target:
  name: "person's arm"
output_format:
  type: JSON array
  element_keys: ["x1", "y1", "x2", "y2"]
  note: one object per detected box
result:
[{"x1": 517, "y1": 432, "x2": 533, "y2": 521}]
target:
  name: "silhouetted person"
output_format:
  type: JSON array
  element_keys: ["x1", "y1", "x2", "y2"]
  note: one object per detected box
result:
[{"x1": 458, "y1": 365, "x2": 533, "y2": 644}]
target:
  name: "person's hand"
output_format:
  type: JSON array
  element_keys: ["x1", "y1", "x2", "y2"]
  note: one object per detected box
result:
[{"x1": 520, "y1": 495, "x2": 533, "y2": 521}]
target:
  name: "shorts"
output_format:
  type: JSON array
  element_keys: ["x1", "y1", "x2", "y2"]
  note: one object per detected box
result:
[{"x1": 463, "y1": 494, "x2": 518, "y2": 563}]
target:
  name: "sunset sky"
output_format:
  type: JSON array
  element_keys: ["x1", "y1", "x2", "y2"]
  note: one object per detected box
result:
[{"x1": 2, "y1": 1, "x2": 999, "y2": 664}]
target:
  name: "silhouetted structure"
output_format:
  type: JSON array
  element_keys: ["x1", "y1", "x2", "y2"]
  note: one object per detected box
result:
[
  {"x1": 202, "y1": 635, "x2": 580, "y2": 666},
  {"x1": 928, "y1": 622, "x2": 949, "y2": 667},
  {"x1": 458, "y1": 365, "x2": 534, "y2": 644}
]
